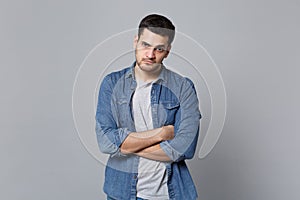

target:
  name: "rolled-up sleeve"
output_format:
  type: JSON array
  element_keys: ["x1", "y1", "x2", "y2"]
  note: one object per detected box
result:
[
  {"x1": 95, "y1": 75, "x2": 130, "y2": 156},
  {"x1": 160, "y1": 78, "x2": 201, "y2": 162}
]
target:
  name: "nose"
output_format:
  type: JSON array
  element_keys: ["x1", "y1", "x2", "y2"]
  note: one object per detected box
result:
[{"x1": 146, "y1": 48, "x2": 155, "y2": 59}]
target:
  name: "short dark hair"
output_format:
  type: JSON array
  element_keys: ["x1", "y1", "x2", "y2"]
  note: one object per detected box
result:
[{"x1": 138, "y1": 14, "x2": 175, "y2": 45}]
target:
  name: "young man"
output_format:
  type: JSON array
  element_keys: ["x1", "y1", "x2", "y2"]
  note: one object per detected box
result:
[{"x1": 96, "y1": 14, "x2": 201, "y2": 200}]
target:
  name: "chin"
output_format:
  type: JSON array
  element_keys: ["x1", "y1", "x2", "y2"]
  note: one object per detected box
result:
[
  {"x1": 141, "y1": 63, "x2": 159, "y2": 70},
  {"x1": 139, "y1": 65, "x2": 153, "y2": 72}
]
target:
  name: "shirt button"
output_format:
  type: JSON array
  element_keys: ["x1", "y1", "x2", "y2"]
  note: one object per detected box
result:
[{"x1": 133, "y1": 175, "x2": 137, "y2": 179}]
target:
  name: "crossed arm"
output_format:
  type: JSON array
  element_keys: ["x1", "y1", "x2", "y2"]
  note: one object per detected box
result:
[
  {"x1": 97, "y1": 75, "x2": 200, "y2": 163},
  {"x1": 120, "y1": 125, "x2": 174, "y2": 162}
]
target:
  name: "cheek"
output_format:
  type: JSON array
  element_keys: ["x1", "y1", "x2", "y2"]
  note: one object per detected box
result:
[
  {"x1": 136, "y1": 49, "x2": 145, "y2": 57},
  {"x1": 157, "y1": 54, "x2": 167, "y2": 61},
  {"x1": 135, "y1": 50, "x2": 141, "y2": 59}
]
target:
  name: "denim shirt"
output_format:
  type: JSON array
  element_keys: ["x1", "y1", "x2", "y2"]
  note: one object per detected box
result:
[{"x1": 96, "y1": 62, "x2": 201, "y2": 200}]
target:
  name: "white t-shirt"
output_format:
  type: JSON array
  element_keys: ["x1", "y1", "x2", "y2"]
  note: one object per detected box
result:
[{"x1": 132, "y1": 78, "x2": 169, "y2": 200}]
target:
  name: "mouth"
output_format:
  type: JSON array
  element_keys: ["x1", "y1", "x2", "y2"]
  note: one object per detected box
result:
[{"x1": 143, "y1": 59, "x2": 155, "y2": 64}]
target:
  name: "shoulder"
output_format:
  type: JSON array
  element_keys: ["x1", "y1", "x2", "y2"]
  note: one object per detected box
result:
[
  {"x1": 101, "y1": 66, "x2": 132, "y2": 87},
  {"x1": 105, "y1": 67, "x2": 131, "y2": 81},
  {"x1": 163, "y1": 67, "x2": 195, "y2": 89},
  {"x1": 99, "y1": 66, "x2": 132, "y2": 93}
]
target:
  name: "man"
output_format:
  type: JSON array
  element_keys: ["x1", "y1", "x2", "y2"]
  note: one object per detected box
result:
[{"x1": 96, "y1": 14, "x2": 201, "y2": 200}]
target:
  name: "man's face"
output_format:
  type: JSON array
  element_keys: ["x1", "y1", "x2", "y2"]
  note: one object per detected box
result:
[{"x1": 134, "y1": 28, "x2": 171, "y2": 73}]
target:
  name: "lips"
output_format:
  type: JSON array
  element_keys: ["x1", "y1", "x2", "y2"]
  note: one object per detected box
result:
[{"x1": 143, "y1": 59, "x2": 154, "y2": 64}]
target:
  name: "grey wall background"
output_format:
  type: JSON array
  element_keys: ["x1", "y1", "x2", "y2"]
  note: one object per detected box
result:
[{"x1": 1, "y1": 0, "x2": 299, "y2": 199}]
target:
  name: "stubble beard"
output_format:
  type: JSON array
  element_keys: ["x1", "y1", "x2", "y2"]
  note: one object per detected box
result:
[
  {"x1": 137, "y1": 60, "x2": 162, "y2": 73},
  {"x1": 136, "y1": 57, "x2": 163, "y2": 73},
  {"x1": 135, "y1": 48, "x2": 163, "y2": 76}
]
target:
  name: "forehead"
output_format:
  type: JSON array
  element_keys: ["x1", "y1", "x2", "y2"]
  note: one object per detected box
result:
[{"x1": 139, "y1": 29, "x2": 169, "y2": 46}]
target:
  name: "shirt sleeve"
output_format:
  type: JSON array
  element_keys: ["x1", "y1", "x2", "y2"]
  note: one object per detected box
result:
[
  {"x1": 95, "y1": 75, "x2": 131, "y2": 157},
  {"x1": 160, "y1": 78, "x2": 201, "y2": 162}
]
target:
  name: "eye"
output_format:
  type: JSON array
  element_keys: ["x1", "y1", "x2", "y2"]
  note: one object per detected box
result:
[{"x1": 155, "y1": 47, "x2": 165, "y2": 52}]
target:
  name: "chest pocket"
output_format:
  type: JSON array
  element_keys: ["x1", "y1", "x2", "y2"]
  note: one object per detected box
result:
[{"x1": 161, "y1": 101, "x2": 180, "y2": 125}]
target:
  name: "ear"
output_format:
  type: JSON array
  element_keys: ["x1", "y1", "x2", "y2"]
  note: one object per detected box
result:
[
  {"x1": 164, "y1": 45, "x2": 172, "y2": 58},
  {"x1": 133, "y1": 35, "x2": 138, "y2": 48}
]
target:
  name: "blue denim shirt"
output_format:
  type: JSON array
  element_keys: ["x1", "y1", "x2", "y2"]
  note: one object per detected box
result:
[{"x1": 96, "y1": 62, "x2": 201, "y2": 200}]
